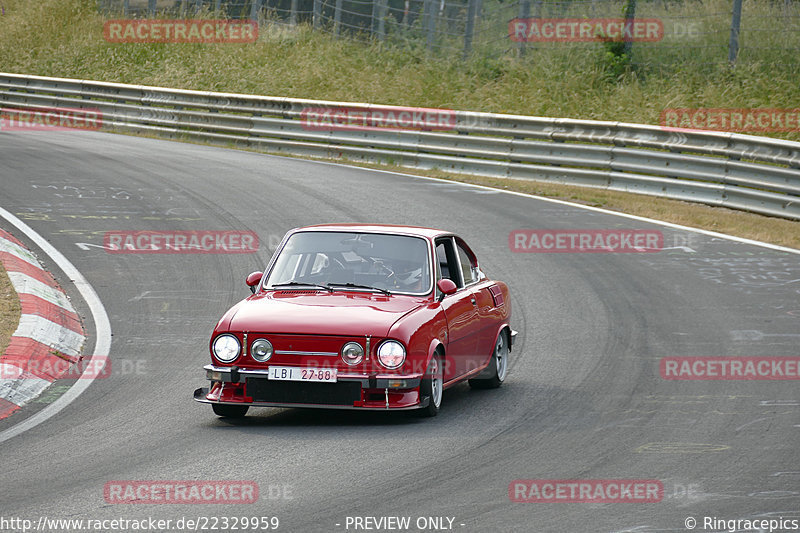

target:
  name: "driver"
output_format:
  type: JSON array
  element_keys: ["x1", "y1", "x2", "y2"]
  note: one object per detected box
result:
[{"x1": 395, "y1": 267, "x2": 425, "y2": 292}]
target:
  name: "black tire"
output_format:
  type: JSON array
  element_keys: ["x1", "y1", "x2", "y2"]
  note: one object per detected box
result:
[
  {"x1": 469, "y1": 329, "x2": 509, "y2": 390},
  {"x1": 418, "y1": 353, "x2": 444, "y2": 417},
  {"x1": 212, "y1": 403, "x2": 249, "y2": 418}
]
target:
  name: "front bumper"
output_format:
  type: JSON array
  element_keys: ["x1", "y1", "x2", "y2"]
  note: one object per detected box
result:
[{"x1": 194, "y1": 364, "x2": 427, "y2": 410}]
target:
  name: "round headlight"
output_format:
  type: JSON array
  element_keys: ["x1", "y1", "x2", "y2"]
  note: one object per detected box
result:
[
  {"x1": 377, "y1": 340, "x2": 406, "y2": 369},
  {"x1": 251, "y1": 338, "x2": 273, "y2": 362},
  {"x1": 212, "y1": 334, "x2": 240, "y2": 363},
  {"x1": 341, "y1": 341, "x2": 364, "y2": 365}
]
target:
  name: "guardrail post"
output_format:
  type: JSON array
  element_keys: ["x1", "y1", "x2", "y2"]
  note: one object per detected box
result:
[
  {"x1": 290, "y1": 0, "x2": 298, "y2": 25},
  {"x1": 334, "y1": 0, "x2": 343, "y2": 36},
  {"x1": 148, "y1": 0, "x2": 157, "y2": 15},
  {"x1": 728, "y1": 0, "x2": 743, "y2": 64},
  {"x1": 463, "y1": 0, "x2": 478, "y2": 60},
  {"x1": 313, "y1": 0, "x2": 322, "y2": 29},
  {"x1": 516, "y1": 0, "x2": 530, "y2": 56}
]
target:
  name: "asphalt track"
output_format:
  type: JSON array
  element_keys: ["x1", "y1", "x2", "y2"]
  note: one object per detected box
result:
[{"x1": 0, "y1": 130, "x2": 798, "y2": 533}]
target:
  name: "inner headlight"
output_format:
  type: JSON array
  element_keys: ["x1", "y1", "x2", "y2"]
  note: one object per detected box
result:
[
  {"x1": 212, "y1": 334, "x2": 241, "y2": 363},
  {"x1": 341, "y1": 341, "x2": 364, "y2": 365},
  {"x1": 377, "y1": 340, "x2": 406, "y2": 369},
  {"x1": 251, "y1": 338, "x2": 273, "y2": 362}
]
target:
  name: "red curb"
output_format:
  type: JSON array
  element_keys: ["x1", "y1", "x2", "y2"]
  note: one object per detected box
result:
[
  {"x1": 18, "y1": 294, "x2": 83, "y2": 334},
  {"x1": 2, "y1": 337, "x2": 78, "y2": 381},
  {"x1": 0, "y1": 229, "x2": 24, "y2": 248},
  {"x1": 0, "y1": 229, "x2": 86, "y2": 415},
  {"x1": 0, "y1": 252, "x2": 59, "y2": 286}
]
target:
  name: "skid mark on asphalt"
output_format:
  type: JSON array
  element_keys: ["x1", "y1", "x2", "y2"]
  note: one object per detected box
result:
[
  {"x1": 635, "y1": 442, "x2": 731, "y2": 453},
  {"x1": 734, "y1": 416, "x2": 773, "y2": 432},
  {"x1": 128, "y1": 289, "x2": 229, "y2": 302},
  {"x1": 730, "y1": 330, "x2": 800, "y2": 341},
  {"x1": 759, "y1": 399, "x2": 800, "y2": 406}
]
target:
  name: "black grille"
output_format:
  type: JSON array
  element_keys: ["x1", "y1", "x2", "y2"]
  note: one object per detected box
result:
[{"x1": 246, "y1": 378, "x2": 362, "y2": 406}]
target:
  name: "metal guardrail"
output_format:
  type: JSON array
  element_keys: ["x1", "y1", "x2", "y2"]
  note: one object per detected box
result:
[{"x1": 1, "y1": 72, "x2": 798, "y2": 220}]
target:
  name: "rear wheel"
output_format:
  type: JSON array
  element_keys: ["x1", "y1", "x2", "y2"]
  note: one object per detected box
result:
[
  {"x1": 212, "y1": 403, "x2": 249, "y2": 418},
  {"x1": 418, "y1": 353, "x2": 443, "y2": 417},
  {"x1": 469, "y1": 329, "x2": 509, "y2": 389}
]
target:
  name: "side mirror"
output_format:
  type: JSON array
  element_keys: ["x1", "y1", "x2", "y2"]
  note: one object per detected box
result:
[
  {"x1": 436, "y1": 278, "x2": 457, "y2": 302},
  {"x1": 245, "y1": 271, "x2": 264, "y2": 294}
]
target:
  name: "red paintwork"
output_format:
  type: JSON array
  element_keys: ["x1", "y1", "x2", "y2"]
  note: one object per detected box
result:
[
  {"x1": 202, "y1": 224, "x2": 512, "y2": 411},
  {"x1": 226, "y1": 292, "x2": 429, "y2": 337}
]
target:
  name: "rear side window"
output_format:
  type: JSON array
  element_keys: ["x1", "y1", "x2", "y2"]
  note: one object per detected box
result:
[
  {"x1": 436, "y1": 241, "x2": 451, "y2": 281},
  {"x1": 456, "y1": 242, "x2": 478, "y2": 285}
]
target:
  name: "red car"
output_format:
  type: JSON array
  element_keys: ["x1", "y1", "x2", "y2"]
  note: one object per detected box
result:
[{"x1": 193, "y1": 224, "x2": 515, "y2": 417}]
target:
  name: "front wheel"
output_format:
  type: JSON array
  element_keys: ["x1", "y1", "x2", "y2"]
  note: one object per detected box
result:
[
  {"x1": 418, "y1": 353, "x2": 443, "y2": 417},
  {"x1": 212, "y1": 403, "x2": 249, "y2": 418},
  {"x1": 469, "y1": 329, "x2": 509, "y2": 389}
]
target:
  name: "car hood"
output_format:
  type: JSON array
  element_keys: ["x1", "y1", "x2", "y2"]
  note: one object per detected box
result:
[{"x1": 224, "y1": 291, "x2": 428, "y2": 337}]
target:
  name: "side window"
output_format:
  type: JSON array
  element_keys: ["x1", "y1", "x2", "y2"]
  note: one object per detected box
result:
[
  {"x1": 456, "y1": 241, "x2": 478, "y2": 285},
  {"x1": 435, "y1": 242, "x2": 449, "y2": 281},
  {"x1": 435, "y1": 238, "x2": 463, "y2": 288}
]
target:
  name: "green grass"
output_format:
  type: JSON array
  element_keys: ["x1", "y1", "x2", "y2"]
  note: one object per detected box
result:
[
  {"x1": 0, "y1": 263, "x2": 20, "y2": 357},
  {"x1": 1, "y1": 0, "x2": 799, "y2": 140}
]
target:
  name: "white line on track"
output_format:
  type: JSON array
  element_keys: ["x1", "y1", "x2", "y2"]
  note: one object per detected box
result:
[{"x1": 0, "y1": 207, "x2": 112, "y2": 444}]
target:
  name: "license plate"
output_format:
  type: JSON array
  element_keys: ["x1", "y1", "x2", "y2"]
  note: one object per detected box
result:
[{"x1": 268, "y1": 366, "x2": 337, "y2": 383}]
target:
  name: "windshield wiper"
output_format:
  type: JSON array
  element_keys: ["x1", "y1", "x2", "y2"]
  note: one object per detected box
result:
[
  {"x1": 327, "y1": 282, "x2": 391, "y2": 295},
  {"x1": 271, "y1": 281, "x2": 333, "y2": 292}
]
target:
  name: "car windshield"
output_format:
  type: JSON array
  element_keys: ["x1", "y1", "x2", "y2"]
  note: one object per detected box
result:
[{"x1": 264, "y1": 231, "x2": 432, "y2": 296}]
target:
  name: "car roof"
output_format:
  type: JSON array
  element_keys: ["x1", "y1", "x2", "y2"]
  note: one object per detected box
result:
[{"x1": 293, "y1": 224, "x2": 453, "y2": 240}]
